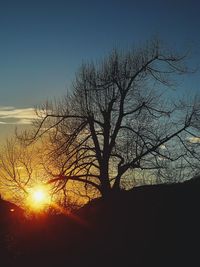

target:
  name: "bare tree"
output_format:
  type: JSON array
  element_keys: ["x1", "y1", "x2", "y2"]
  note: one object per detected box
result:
[
  {"x1": 0, "y1": 138, "x2": 46, "y2": 204},
  {"x1": 21, "y1": 39, "x2": 200, "y2": 198},
  {"x1": 0, "y1": 138, "x2": 31, "y2": 202}
]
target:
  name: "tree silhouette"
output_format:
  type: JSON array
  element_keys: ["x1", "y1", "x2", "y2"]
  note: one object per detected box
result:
[
  {"x1": 0, "y1": 138, "x2": 47, "y2": 204},
  {"x1": 0, "y1": 138, "x2": 32, "y2": 202},
  {"x1": 22, "y1": 39, "x2": 200, "y2": 198}
]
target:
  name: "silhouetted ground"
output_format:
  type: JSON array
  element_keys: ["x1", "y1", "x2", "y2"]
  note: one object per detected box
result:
[{"x1": 1, "y1": 178, "x2": 200, "y2": 267}]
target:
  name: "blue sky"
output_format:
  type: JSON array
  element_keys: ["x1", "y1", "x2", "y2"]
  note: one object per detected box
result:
[{"x1": 0, "y1": 0, "x2": 200, "y2": 137}]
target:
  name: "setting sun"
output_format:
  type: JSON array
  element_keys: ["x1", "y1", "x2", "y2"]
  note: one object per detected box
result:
[
  {"x1": 32, "y1": 190, "x2": 45, "y2": 202},
  {"x1": 27, "y1": 186, "x2": 50, "y2": 211}
]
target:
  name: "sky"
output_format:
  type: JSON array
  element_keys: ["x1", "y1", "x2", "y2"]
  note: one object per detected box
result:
[{"x1": 0, "y1": 0, "x2": 200, "y2": 139}]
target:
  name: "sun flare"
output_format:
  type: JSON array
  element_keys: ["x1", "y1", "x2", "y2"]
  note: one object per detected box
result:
[
  {"x1": 33, "y1": 190, "x2": 45, "y2": 202},
  {"x1": 27, "y1": 186, "x2": 50, "y2": 211}
]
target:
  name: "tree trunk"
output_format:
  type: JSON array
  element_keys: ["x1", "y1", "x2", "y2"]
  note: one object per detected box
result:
[
  {"x1": 112, "y1": 174, "x2": 121, "y2": 192},
  {"x1": 100, "y1": 165, "x2": 111, "y2": 198}
]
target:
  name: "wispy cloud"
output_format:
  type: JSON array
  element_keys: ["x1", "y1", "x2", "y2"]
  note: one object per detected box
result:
[
  {"x1": 159, "y1": 144, "x2": 166, "y2": 150},
  {"x1": 188, "y1": 137, "x2": 200, "y2": 144},
  {"x1": 0, "y1": 106, "x2": 37, "y2": 125}
]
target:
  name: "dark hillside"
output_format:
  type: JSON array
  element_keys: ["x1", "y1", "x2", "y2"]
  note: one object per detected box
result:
[
  {"x1": 0, "y1": 197, "x2": 24, "y2": 265},
  {"x1": 76, "y1": 178, "x2": 200, "y2": 266},
  {"x1": 1, "y1": 178, "x2": 200, "y2": 267}
]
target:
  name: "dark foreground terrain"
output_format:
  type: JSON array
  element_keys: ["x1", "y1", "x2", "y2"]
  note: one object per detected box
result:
[{"x1": 1, "y1": 177, "x2": 200, "y2": 267}]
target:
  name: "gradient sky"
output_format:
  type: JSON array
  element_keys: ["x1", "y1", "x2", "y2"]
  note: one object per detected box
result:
[{"x1": 0, "y1": 0, "x2": 200, "y2": 138}]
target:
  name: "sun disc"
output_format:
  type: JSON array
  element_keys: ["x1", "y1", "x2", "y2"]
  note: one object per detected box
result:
[
  {"x1": 27, "y1": 186, "x2": 50, "y2": 211},
  {"x1": 33, "y1": 190, "x2": 45, "y2": 202}
]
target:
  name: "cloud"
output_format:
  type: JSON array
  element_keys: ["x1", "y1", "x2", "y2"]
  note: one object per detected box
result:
[
  {"x1": 159, "y1": 144, "x2": 166, "y2": 150},
  {"x1": 0, "y1": 106, "x2": 37, "y2": 125},
  {"x1": 188, "y1": 137, "x2": 200, "y2": 144},
  {"x1": 158, "y1": 156, "x2": 165, "y2": 161}
]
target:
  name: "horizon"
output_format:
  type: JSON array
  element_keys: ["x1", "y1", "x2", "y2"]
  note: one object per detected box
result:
[{"x1": 0, "y1": 3, "x2": 200, "y2": 265}]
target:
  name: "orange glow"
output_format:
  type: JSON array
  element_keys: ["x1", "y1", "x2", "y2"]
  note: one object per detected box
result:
[{"x1": 27, "y1": 185, "x2": 50, "y2": 211}]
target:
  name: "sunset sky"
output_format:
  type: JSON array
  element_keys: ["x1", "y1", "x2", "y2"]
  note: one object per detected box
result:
[{"x1": 0, "y1": 0, "x2": 200, "y2": 139}]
